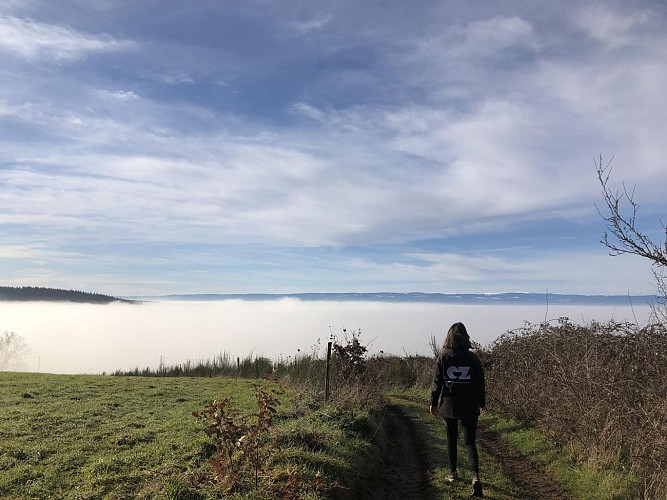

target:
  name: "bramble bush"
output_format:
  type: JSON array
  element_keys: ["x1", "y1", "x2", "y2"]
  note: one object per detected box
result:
[
  {"x1": 332, "y1": 328, "x2": 367, "y2": 380},
  {"x1": 192, "y1": 380, "x2": 285, "y2": 494},
  {"x1": 192, "y1": 379, "x2": 343, "y2": 499},
  {"x1": 486, "y1": 318, "x2": 667, "y2": 498}
]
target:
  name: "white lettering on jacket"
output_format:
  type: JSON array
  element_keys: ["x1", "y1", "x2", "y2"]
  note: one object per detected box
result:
[{"x1": 446, "y1": 366, "x2": 471, "y2": 380}]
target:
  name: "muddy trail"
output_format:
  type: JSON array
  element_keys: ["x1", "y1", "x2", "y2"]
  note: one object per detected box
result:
[
  {"x1": 372, "y1": 396, "x2": 572, "y2": 499},
  {"x1": 477, "y1": 425, "x2": 573, "y2": 500},
  {"x1": 364, "y1": 404, "x2": 439, "y2": 499}
]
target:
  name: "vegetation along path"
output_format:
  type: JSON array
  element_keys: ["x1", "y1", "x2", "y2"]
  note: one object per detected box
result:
[{"x1": 374, "y1": 395, "x2": 571, "y2": 499}]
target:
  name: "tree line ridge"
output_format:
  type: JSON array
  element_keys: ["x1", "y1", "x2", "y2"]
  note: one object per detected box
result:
[{"x1": 0, "y1": 286, "x2": 131, "y2": 304}]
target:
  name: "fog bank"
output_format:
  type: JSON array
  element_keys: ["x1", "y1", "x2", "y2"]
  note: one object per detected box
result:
[{"x1": 0, "y1": 299, "x2": 652, "y2": 374}]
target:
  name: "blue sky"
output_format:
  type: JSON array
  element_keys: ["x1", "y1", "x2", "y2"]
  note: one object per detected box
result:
[{"x1": 1, "y1": 0, "x2": 666, "y2": 296}]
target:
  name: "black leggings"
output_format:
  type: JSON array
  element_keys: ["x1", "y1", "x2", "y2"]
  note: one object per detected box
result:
[{"x1": 444, "y1": 417, "x2": 479, "y2": 474}]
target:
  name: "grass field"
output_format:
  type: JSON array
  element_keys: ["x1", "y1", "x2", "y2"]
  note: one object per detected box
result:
[
  {"x1": 1, "y1": 371, "x2": 636, "y2": 499},
  {"x1": 1, "y1": 373, "x2": 256, "y2": 497},
  {"x1": 0, "y1": 372, "x2": 384, "y2": 499},
  {"x1": 1, "y1": 372, "x2": 527, "y2": 499}
]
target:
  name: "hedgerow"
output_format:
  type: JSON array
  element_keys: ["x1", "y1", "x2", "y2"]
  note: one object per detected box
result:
[{"x1": 486, "y1": 318, "x2": 667, "y2": 498}]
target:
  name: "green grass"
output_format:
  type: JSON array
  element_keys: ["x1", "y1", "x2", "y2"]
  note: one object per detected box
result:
[
  {"x1": 3, "y1": 372, "x2": 638, "y2": 499},
  {"x1": 481, "y1": 412, "x2": 638, "y2": 500},
  {"x1": 1, "y1": 372, "x2": 258, "y2": 498},
  {"x1": 0, "y1": 372, "x2": 384, "y2": 499}
]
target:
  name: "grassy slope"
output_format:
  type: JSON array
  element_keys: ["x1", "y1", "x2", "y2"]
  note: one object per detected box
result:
[
  {"x1": 1, "y1": 373, "x2": 255, "y2": 498},
  {"x1": 0, "y1": 373, "x2": 384, "y2": 499},
  {"x1": 2, "y1": 373, "x2": 633, "y2": 499}
]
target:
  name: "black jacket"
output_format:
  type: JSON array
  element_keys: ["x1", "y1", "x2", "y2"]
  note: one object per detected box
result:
[{"x1": 430, "y1": 348, "x2": 486, "y2": 419}]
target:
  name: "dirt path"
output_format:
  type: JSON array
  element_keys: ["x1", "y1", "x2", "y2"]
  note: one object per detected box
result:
[
  {"x1": 378, "y1": 396, "x2": 573, "y2": 499},
  {"x1": 477, "y1": 424, "x2": 573, "y2": 500},
  {"x1": 364, "y1": 403, "x2": 437, "y2": 499}
]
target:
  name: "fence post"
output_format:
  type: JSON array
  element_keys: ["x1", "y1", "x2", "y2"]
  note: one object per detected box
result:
[{"x1": 325, "y1": 340, "x2": 332, "y2": 401}]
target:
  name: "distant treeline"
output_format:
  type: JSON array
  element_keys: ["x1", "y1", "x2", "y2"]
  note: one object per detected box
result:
[{"x1": 0, "y1": 286, "x2": 131, "y2": 304}]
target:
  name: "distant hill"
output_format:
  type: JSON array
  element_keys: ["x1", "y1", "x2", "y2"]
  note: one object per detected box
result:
[
  {"x1": 125, "y1": 291, "x2": 658, "y2": 306},
  {"x1": 0, "y1": 286, "x2": 132, "y2": 304}
]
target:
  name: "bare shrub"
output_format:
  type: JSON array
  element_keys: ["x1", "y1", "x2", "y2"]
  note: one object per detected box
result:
[
  {"x1": 487, "y1": 318, "x2": 667, "y2": 497},
  {"x1": 192, "y1": 380, "x2": 285, "y2": 494},
  {"x1": 0, "y1": 331, "x2": 29, "y2": 371}
]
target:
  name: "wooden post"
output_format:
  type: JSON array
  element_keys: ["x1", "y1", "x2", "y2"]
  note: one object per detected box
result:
[{"x1": 325, "y1": 340, "x2": 332, "y2": 402}]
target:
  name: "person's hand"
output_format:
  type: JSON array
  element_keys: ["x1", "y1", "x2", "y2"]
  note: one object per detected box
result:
[
  {"x1": 480, "y1": 406, "x2": 486, "y2": 414},
  {"x1": 429, "y1": 405, "x2": 438, "y2": 416}
]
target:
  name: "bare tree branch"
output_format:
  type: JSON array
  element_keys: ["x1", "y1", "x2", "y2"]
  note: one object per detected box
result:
[{"x1": 595, "y1": 155, "x2": 667, "y2": 267}]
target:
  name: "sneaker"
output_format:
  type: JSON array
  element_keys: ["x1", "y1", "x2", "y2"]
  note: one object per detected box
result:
[
  {"x1": 471, "y1": 478, "x2": 483, "y2": 497},
  {"x1": 447, "y1": 471, "x2": 458, "y2": 482}
]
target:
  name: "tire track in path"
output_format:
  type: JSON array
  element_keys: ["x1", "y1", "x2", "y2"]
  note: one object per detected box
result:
[
  {"x1": 365, "y1": 403, "x2": 437, "y2": 499},
  {"x1": 477, "y1": 425, "x2": 573, "y2": 500}
]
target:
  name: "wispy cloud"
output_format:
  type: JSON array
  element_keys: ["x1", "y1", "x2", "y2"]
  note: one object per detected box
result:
[
  {"x1": 0, "y1": 244, "x2": 67, "y2": 261},
  {"x1": 97, "y1": 90, "x2": 140, "y2": 101},
  {"x1": 575, "y1": 4, "x2": 658, "y2": 48},
  {"x1": 445, "y1": 15, "x2": 539, "y2": 58},
  {"x1": 289, "y1": 15, "x2": 333, "y2": 35},
  {"x1": 0, "y1": 15, "x2": 135, "y2": 62}
]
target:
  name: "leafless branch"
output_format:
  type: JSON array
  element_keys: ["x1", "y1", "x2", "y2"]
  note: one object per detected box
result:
[{"x1": 595, "y1": 155, "x2": 667, "y2": 267}]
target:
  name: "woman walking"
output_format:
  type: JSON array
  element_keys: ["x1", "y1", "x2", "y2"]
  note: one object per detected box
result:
[{"x1": 430, "y1": 322, "x2": 486, "y2": 497}]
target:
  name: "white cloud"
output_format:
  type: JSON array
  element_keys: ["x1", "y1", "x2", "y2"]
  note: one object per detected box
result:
[
  {"x1": 459, "y1": 16, "x2": 538, "y2": 55},
  {"x1": 532, "y1": 17, "x2": 667, "y2": 195},
  {"x1": 0, "y1": 15, "x2": 135, "y2": 62},
  {"x1": 0, "y1": 244, "x2": 59, "y2": 260},
  {"x1": 575, "y1": 5, "x2": 657, "y2": 48},
  {"x1": 341, "y1": 248, "x2": 657, "y2": 295},
  {"x1": 97, "y1": 90, "x2": 140, "y2": 101},
  {"x1": 289, "y1": 15, "x2": 333, "y2": 35},
  {"x1": 413, "y1": 14, "x2": 538, "y2": 74},
  {"x1": 296, "y1": 98, "x2": 589, "y2": 228},
  {"x1": 292, "y1": 102, "x2": 328, "y2": 122},
  {"x1": 0, "y1": 100, "x2": 29, "y2": 119}
]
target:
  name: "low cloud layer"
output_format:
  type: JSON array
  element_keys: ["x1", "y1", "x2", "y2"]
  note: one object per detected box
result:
[{"x1": 3, "y1": 300, "x2": 652, "y2": 374}]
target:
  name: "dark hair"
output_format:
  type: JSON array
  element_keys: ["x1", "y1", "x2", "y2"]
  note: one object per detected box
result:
[{"x1": 442, "y1": 322, "x2": 472, "y2": 350}]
